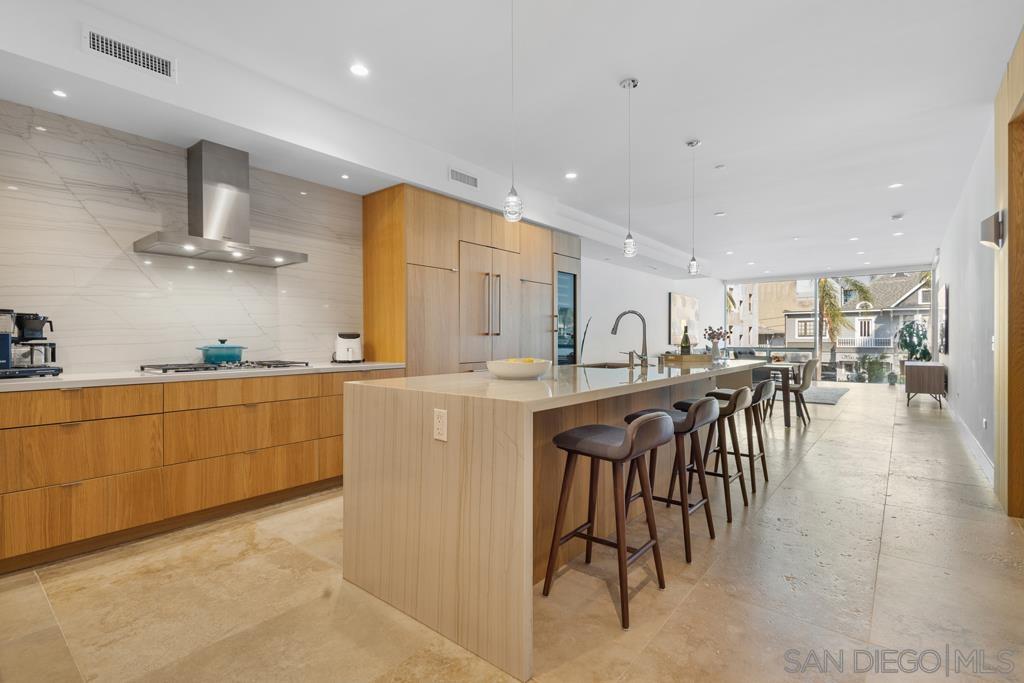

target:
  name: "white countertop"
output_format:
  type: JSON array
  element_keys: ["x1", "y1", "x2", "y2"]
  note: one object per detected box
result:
[
  {"x1": 0, "y1": 361, "x2": 405, "y2": 393},
  {"x1": 349, "y1": 360, "x2": 764, "y2": 411}
]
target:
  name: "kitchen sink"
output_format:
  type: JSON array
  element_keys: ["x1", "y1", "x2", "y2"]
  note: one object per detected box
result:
[{"x1": 578, "y1": 362, "x2": 656, "y2": 369}]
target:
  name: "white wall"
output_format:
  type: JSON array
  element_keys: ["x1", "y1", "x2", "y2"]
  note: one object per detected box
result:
[
  {"x1": 579, "y1": 258, "x2": 725, "y2": 363},
  {"x1": 0, "y1": 100, "x2": 363, "y2": 373},
  {"x1": 935, "y1": 122, "x2": 996, "y2": 466}
]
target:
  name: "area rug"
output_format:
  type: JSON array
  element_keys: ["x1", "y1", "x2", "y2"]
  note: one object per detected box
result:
[{"x1": 800, "y1": 386, "x2": 850, "y2": 405}]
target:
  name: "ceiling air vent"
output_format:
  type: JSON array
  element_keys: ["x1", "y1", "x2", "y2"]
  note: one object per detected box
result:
[
  {"x1": 449, "y1": 167, "x2": 478, "y2": 189},
  {"x1": 83, "y1": 27, "x2": 176, "y2": 81}
]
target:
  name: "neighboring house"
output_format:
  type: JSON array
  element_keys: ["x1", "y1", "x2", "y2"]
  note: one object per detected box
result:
[{"x1": 784, "y1": 273, "x2": 931, "y2": 380}]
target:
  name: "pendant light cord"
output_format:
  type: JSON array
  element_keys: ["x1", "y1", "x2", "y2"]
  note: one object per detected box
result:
[
  {"x1": 626, "y1": 81, "x2": 632, "y2": 236},
  {"x1": 510, "y1": 0, "x2": 516, "y2": 186},
  {"x1": 691, "y1": 144, "x2": 696, "y2": 258}
]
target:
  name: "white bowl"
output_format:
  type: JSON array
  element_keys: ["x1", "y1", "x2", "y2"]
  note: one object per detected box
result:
[{"x1": 487, "y1": 358, "x2": 552, "y2": 380}]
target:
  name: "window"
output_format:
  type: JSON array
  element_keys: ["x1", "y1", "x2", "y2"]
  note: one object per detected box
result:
[
  {"x1": 842, "y1": 289, "x2": 857, "y2": 304},
  {"x1": 918, "y1": 287, "x2": 931, "y2": 304},
  {"x1": 858, "y1": 319, "x2": 873, "y2": 337},
  {"x1": 796, "y1": 320, "x2": 814, "y2": 338}
]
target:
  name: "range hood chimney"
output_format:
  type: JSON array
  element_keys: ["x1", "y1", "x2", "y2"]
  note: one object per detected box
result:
[{"x1": 133, "y1": 140, "x2": 308, "y2": 267}]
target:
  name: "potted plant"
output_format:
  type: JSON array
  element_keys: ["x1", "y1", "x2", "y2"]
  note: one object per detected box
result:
[{"x1": 895, "y1": 321, "x2": 932, "y2": 374}]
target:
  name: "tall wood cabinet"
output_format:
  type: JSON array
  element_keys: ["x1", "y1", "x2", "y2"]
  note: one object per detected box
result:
[{"x1": 363, "y1": 184, "x2": 571, "y2": 375}]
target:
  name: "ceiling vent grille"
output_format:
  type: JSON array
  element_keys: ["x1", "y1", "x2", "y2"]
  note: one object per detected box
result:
[
  {"x1": 449, "y1": 167, "x2": 478, "y2": 189},
  {"x1": 83, "y1": 28, "x2": 176, "y2": 81}
]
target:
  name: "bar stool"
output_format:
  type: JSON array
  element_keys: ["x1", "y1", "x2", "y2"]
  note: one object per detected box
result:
[
  {"x1": 674, "y1": 387, "x2": 751, "y2": 523},
  {"x1": 543, "y1": 412, "x2": 675, "y2": 629},
  {"x1": 707, "y1": 379, "x2": 775, "y2": 493},
  {"x1": 622, "y1": 397, "x2": 719, "y2": 563}
]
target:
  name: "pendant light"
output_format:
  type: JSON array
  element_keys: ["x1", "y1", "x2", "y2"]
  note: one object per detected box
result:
[
  {"x1": 621, "y1": 78, "x2": 638, "y2": 257},
  {"x1": 503, "y1": 0, "x2": 523, "y2": 222},
  {"x1": 686, "y1": 138, "x2": 701, "y2": 275}
]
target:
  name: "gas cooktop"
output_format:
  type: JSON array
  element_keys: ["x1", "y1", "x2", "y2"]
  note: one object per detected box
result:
[{"x1": 140, "y1": 361, "x2": 310, "y2": 374}]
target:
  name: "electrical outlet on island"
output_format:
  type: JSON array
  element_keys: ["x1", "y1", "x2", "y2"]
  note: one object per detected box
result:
[{"x1": 433, "y1": 408, "x2": 448, "y2": 442}]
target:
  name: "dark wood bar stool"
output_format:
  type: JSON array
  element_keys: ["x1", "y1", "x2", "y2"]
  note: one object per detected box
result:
[
  {"x1": 707, "y1": 379, "x2": 775, "y2": 493},
  {"x1": 674, "y1": 387, "x2": 751, "y2": 523},
  {"x1": 542, "y1": 412, "x2": 675, "y2": 630},
  {"x1": 623, "y1": 397, "x2": 719, "y2": 563}
]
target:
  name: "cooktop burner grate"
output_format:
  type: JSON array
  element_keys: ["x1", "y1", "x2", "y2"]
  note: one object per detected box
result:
[{"x1": 140, "y1": 361, "x2": 310, "y2": 373}]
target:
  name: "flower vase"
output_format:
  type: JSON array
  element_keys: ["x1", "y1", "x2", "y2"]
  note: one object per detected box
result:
[{"x1": 711, "y1": 340, "x2": 726, "y2": 363}]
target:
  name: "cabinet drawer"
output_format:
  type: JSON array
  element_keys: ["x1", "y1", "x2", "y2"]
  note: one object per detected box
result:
[
  {"x1": 0, "y1": 384, "x2": 163, "y2": 429},
  {"x1": 318, "y1": 395, "x2": 343, "y2": 438},
  {"x1": 0, "y1": 414, "x2": 163, "y2": 494},
  {"x1": 321, "y1": 369, "x2": 405, "y2": 395},
  {"x1": 164, "y1": 397, "x2": 322, "y2": 464},
  {"x1": 317, "y1": 436, "x2": 343, "y2": 479},
  {"x1": 164, "y1": 374, "x2": 320, "y2": 411},
  {"x1": 0, "y1": 469, "x2": 165, "y2": 558},
  {"x1": 163, "y1": 441, "x2": 319, "y2": 518}
]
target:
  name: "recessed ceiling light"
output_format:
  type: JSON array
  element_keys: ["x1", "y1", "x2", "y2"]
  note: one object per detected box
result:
[
  {"x1": 143, "y1": 260, "x2": 152, "y2": 265},
  {"x1": 888, "y1": 183, "x2": 904, "y2": 189},
  {"x1": 825, "y1": 266, "x2": 832, "y2": 271},
  {"x1": 892, "y1": 231, "x2": 904, "y2": 237},
  {"x1": 273, "y1": 256, "x2": 284, "y2": 263},
  {"x1": 856, "y1": 251, "x2": 865, "y2": 255},
  {"x1": 186, "y1": 265, "x2": 195, "y2": 270},
  {"x1": 5, "y1": 185, "x2": 17, "y2": 191},
  {"x1": 792, "y1": 236, "x2": 801, "y2": 241},
  {"x1": 299, "y1": 191, "x2": 308, "y2": 196},
  {"x1": 34, "y1": 126, "x2": 46, "y2": 132},
  {"x1": 725, "y1": 250, "x2": 734, "y2": 255},
  {"x1": 350, "y1": 63, "x2": 369, "y2": 77},
  {"x1": 226, "y1": 269, "x2": 234, "y2": 273},
  {"x1": 232, "y1": 251, "x2": 243, "y2": 258},
  {"x1": 891, "y1": 213, "x2": 904, "y2": 221},
  {"x1": 564, "y1": 171, "x2": 578, "y2": 180},
  {"x1": 713, "y1": 211, "x2": 726, "y2": 217},
  {"x1": 280, "y1": 289, "x2": 287, "y2": 294},
  {"x1": 51, "y1": 89, "x2": 67, "y2": 98},
  {"x1": 183, "y1": 244, "x2": 196, "y2": 252},
  {"x1": 849, "y1": 237, "x2": 859, "y2": 241},
  {"x1": 341, "y1": 174, "x2": 350, "y2": 180},
  {"x1": 763, "y1": 270, "x2": 771, "y2": 274},
  {"x1": 863, "y1": 261, "x2": 871, "y2": 265},
  {"x1": 746, "y1": 261, "x2": 755, "y2": 266}
]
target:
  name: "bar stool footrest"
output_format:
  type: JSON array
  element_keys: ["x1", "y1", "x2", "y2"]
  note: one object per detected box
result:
[{"x1": 559, "y1": 520, "x2": 594, "y2": 546}]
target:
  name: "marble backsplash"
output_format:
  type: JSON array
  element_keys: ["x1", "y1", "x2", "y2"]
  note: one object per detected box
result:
[{"x1": 0, "y1": 99, "x2": 364, "y2": 373}]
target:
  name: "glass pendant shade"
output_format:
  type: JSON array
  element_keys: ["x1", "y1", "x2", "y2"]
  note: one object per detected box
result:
[
  {"x1": 688, "y1": 256, "x2": 700, "y2": 275},
  {"x1": 503, "y1": 186, "x2": 523, "y2": 222},
  {"x1": 623, "y1": 233, "x2": 638, "y2": 258}
]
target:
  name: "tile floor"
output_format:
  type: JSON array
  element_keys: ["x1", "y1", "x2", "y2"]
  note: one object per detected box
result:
[{"x1": 1, "y1": 383, "x2": 1021, "y2": 682}]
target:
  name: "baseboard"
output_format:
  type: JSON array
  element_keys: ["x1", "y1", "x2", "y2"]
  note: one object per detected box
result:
[{"x1": 946, "y1": 404, "x2": 995, "y2": 483}]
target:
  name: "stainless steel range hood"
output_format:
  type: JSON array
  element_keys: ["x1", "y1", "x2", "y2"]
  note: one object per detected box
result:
[{"x1": 133, "y1": 140, "x2": 308, "y2": 267}]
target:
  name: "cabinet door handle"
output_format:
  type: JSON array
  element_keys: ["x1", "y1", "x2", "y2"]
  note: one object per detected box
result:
[
  {"x1": 483, "y1": 272, "x2": 492, "y2": 336},
  {"x1": 494, "y1": 273, "x2": 502, "y2": 336}
]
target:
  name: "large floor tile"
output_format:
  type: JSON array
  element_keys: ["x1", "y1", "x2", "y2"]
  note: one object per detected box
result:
[{"x1": 884, "y1": 474, "x2": 1004, "y2": 522}]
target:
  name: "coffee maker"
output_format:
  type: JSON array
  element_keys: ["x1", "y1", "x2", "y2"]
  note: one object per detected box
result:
[{"x1": 0, "y1": 310, "x2": 62, "y2": 379}]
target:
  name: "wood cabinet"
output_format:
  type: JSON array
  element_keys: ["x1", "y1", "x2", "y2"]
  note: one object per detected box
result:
[
  {"x1": 1, "y1": 469, "x2": 165, "y2": 558},
  {"x1": 406, "y1": 185, "x2": 459, "y2": 270},
  {"x1": 364, "y1": 184, "x2": 572, "y2": 376},
  {"x1": 163, "y1": 374, "x2": 320, "y2": 412},
  {"x1": 0, "y1": 384, "x2": 162, "y2": 429},
  {"x1": 520, "y1": 222, "x2": 553, "y2": 285},
  {"x1": 459, "y1": 242, "x2": 521, "y2": 363},
  {"x1": 521, "y1": 281, "x2": 555, "y2": 361},
  {"x1": 0, "y1": 415, "x2": 162, "y2": 493},
  {"x1": 407, "y1": 264, "x2": 460, "y2": 376},
  {"x1": 553, "y1": 230, "x2": 582, "y2": 259},
  {"x1": 318, "y1": 436, "x2": 344, "y2": 479}
]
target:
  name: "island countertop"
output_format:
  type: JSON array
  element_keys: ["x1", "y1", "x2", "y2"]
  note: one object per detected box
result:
[{"x1": 349, "y1": 359, "x2": 765, "y2": 411}]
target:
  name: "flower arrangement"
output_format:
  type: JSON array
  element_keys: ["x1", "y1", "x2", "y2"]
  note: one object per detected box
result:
[{"x1": 703, "y1": 326, "x2": 733, "y2": 343}]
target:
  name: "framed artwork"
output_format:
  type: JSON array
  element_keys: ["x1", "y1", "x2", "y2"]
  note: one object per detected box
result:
[
  {"x1": 939, "y1": 284, "x2": 949, "y2": 355},
  {"x1": 668, "y1": 292, "x2": 699, "y2": 344}
]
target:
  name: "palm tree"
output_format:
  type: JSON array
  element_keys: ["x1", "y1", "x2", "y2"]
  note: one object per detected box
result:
[{"x1": 817, "y1": 277, "x2": 875, "y2": 374}]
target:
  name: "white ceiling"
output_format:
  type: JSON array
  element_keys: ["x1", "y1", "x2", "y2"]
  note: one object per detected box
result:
[{"x1": 6, "y1": 0, "x2": 1024, "y2": 279}]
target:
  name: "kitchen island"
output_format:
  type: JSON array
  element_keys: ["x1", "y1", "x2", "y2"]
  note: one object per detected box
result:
[{"x1": 342, "y1": 359, "x2": 764, "y2": 680}]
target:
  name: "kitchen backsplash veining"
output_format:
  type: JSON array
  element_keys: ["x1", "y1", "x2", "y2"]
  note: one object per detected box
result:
[{"x1": 0, "y1": 99, "x2": 362, "y2": 373}]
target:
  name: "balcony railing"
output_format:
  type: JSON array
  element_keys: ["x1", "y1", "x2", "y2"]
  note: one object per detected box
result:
[{"x1": 834, "y1": 337, "x2": 892, "y2": 348}]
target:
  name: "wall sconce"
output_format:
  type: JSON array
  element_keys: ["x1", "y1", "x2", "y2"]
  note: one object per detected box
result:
[{"x1": 980, "y1": 210, "x2": 1004, "y2": 249}]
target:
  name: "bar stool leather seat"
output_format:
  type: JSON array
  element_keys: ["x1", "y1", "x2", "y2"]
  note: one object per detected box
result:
[{"x1": 623, "y1": 407, "x2": 688, "y2": 430}]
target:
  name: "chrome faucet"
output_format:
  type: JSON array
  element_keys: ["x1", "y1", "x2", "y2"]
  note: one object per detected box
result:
[{"x1": 611, "y1": 310, "x2": 648, "y2": 366}]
